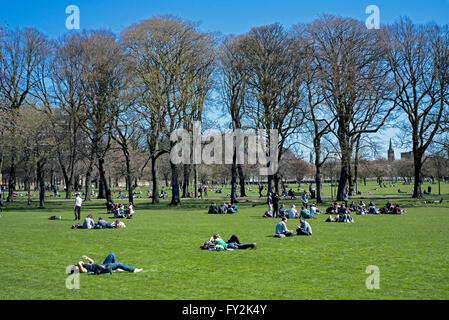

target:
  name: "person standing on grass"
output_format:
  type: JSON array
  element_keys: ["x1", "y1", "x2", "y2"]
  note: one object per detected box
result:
[
  {"x1": 301, "y1": 190, "x2": 309, "y2": 209},
  {"x1": 267, "y1": 192, "x2": 273, "y2": 213},
  {"x1": 69, "y1": 253, "x2": 142, "y2": 274},
  {"x1": 272, "y1": 193, "x2": 280, "y2": 218},
  {"x1": 74, "y1": 193, "x2": 82, "y2": 220}
]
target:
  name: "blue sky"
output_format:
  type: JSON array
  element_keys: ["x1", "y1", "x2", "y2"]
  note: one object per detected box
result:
[
  {"x1": 2, "y1": 0, "x2": 449, "y2": 39},
  {"x1": 1, "y1": 0, "x2": 448, "y2": 158}
]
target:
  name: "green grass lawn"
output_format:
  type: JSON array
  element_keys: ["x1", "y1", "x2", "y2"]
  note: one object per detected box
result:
[{"x1": 0, "y1": 198, "x2": 448, "y2": 300}]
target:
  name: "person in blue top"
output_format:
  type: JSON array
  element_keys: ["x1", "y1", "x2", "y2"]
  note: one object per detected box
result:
[
  {"x1": 296, "y1": 218, "x2": 312, "y2": 236},
  {"x1": 275, "y1": 217, "x2": 293, "y2": 238},
  {"x1": 300, "y1": 206, "x2": 317, "y2": 219},
  {"x1": 82, "y1": 214, "x2": 95, "y2": 229}
]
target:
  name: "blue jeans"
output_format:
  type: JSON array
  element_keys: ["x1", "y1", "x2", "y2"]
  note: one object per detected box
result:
[
  {"x1": 102, "y1": 253, "x2": 135, "y2": 272},
  {"x1": 226, "y1": 243, "x2": 255, "y2": 250}
]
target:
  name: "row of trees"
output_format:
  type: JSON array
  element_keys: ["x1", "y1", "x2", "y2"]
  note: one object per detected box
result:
[{"x1": 1, "y1": 15, "x2": 448, "y2": 206}]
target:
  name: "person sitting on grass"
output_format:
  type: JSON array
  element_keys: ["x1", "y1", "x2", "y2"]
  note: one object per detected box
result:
[
  {"x1": 124, "y1": 202, "x2": 134, "y2": 219},
  {"x1": 275, "y1": 217, "x2": 293, "y2": 238},
  {"x1": 393, "y1": 204, "x2": 406, "y2": 215},
  {"x1": 211, "y1": 234, "x2": 257, "y2": 250},
  {"x1": 296, "y1": 217, "x2": 312, "y2": 236},
  {"x1": 228, "y1": 203, "x2": 238, "y2": 213},
  {"x1": 380, "y1": 201, "x2": 394, "y2": 214},
  {"x1": 208, "y1": 203, "x2": 219, "y2": 214},
  {"x1": 336, "y1": 211, "x2": 354, "y2": 223},
  {"x1": 288, "y1": 189, "x2": 296, "y2": 199},
  {"x1": 326, "y1": 202, "x2": 339, "y2": 214},
  {"x1": 287, "y1": 205, "x2": 298, "y2": 219},
  {"x1": 263, "y1": 209, "x2": 274, "y2": 218},
  {"x1": 83, "y1": 214, "x2": 95, "y2": 229},
  {"x1": 279, "y1": 204, "x2": 287, "y2": 217},
  {"x1": 309, "y1": 203, "x2": 321, "y2": 215},
  {"x1": 325, "y1": 215, "x2": 337, "y2": 222},
  {"x1": 69, "y1": 253, "x2": 142, "y2": 275},
  {"x1": 368, "y1": 201, "x2": 378, "y2": 214},
  {"x1": 300, "y1": 206, "x2": 317, "y2": 219},
  {"x1": 358, "y1": 201, "x2": 366, "y2": 213},
  {"x1": 349, "y1": 201, "x2": 357, "y2": 212},
  {"x1": 219, "y1": 202, "x2": 228, "y2": 214},
  {"x1": 112, "y1": 204, "x2": 125, "y2": 218}
]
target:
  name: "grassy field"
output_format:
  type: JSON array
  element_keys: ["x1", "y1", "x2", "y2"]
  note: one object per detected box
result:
[{"x1": 0, "y1": 197, "x2": 448, "y2": 300}]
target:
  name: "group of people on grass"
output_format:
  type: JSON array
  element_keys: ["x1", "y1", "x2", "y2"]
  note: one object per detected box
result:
[
  {"x1": 275, "y1": 216, "x2": 312, "y2": 237},
  {"x1": 72, "y1": 214, "x2": 126, "y2": 229},
  {"x1": 326, "y1": 200, "x2": 405, "y2": 216},
  {"x1": 72, "y1": 193, "x2": 131, "y2": 230},
  {"x1": 263, "y1": 191, "x2": 313, "y2": 218},
  {"x1": 208, "y1": 202, "x2": 238, "y2": 214},
  {"x1": 109, "y1": 202, "x2": 134, "y2": 219}
]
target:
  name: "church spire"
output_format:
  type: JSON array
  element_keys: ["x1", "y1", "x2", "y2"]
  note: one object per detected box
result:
[{"x1": 388, "y1": 139, "x2": 395, "y2": 161}]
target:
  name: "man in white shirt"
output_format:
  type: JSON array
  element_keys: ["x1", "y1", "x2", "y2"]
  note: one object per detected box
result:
[{"x1": 74, "y1": 193, "x2": 82, "y2": 220}]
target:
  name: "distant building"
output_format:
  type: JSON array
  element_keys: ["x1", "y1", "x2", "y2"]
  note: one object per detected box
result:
[
  {"x1": 401, "y1": 151, "x2": 413, "y2": 160},
  {"x1": 387, "y1": 139, "x2": 394, "y2": 161},
  {"x1": 388, "y1": 139, "x2": 395, "y2": 161}
]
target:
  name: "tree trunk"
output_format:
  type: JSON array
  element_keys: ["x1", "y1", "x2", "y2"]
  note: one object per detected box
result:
[
  {"x1": 84, "y1": 147, "x2": 95, "y2": 201},
  {"x1": 315, "y1": 151, "x2": 323, "y2": 204},
  {"x1": 337, "y1": 160, "x2": 350, "y2": 201},
  {"x1": 98, "y1": 157, "x2": 112, "y2": 202},
  {"x1": 237, "y1": 164, "x2": 247, "y2": 197},
  {"x1": 125, "y1": 155, "x2": 134, "y2": 205},
  {"x1": 412, "y1": 156, "x2": 423, "y2": 198},
  {"x1": 151, "y1": 157, "x2": 160, "y2": 204},
  {"x1": 273, "y1": 173, "x2": 280, "y2": 195},
  {"x1": 193, "y1": 164, "x2": 198, "y2": 198},
  {"x1": 182, "y1": 164, "x2": 190, "y2": 198},
  {"x1": 36, "y1": 159, "x2": 46, "y2": 207},
  {"x1": 230, "y1": 149, "x2": 238, "y2": 203},
  {"x1": 170, "y1": 162, "x2": 181, "y2": 206},
  {"x1": 7, "y1": 155, "x2": 16, "y2": 202}
]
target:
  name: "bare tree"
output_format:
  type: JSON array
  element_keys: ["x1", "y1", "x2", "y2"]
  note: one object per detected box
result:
[
  {"x1": 385, "y1": 19, "x2": 449, "y2": 198},
  {"x1": 79, "y1": 30, "x2": 124, "y2": 203},
  {"x1": 219, "y1": 35, "x2": 250, "y2": 202},
  {"x1": 241, "y1": 23, "x2": 305, "y2": 195},
  {"x1": 0, "y1": 27, "x2": 48, "y2": 202},
  {"x1": 306, "y1": 15, "x2": 395, "y2": 201},
  {"x1": 122, "y1": 16, "x2": 215, "y2": 206}
]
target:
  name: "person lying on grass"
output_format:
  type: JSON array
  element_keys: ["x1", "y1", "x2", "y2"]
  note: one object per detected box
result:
[
  {"x1": 111, "y1": 220, "x2": 126, "y2": 228},
  {"x1": 210, "y1": 234, "x2": 258, "y2": 250},
  {"x1": 69, "y1": 253, "x2": 142, "y2": 275},
  {"x1": 95, "y1": 217, "x2": 114, "y2": 229},
  {"x1": 275, "y1": 217, "x2": 294, "y2": 238},
  {"x1": 296, "y1": 217, "x2": 312, "y2": 236}
]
